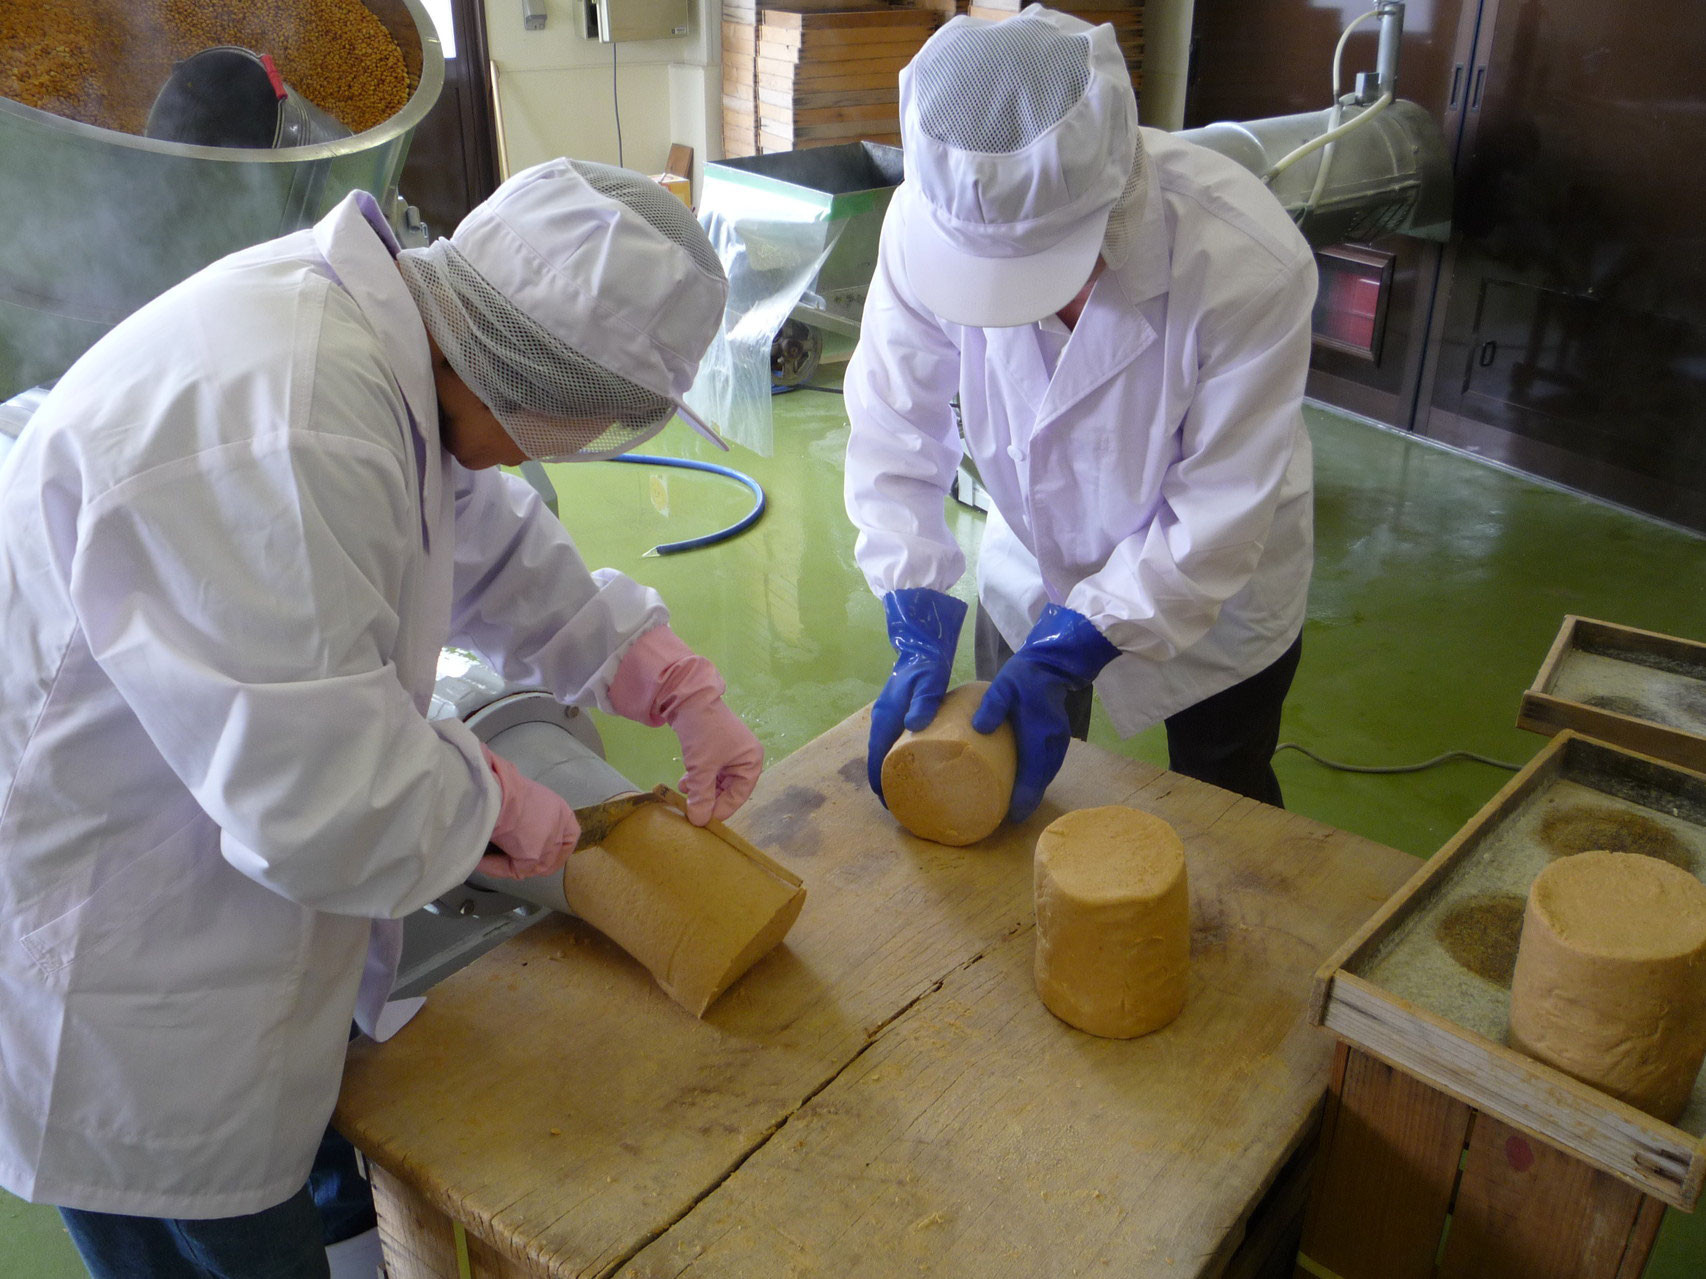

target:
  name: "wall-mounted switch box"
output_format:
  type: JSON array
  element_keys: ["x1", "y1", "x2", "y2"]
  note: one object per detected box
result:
[
  {"x1": 522, "y1": 0, "x2": 547, "y2": 31},
  {"x1": 588, "y1": 0, "x2": 690, "y2": 42}
]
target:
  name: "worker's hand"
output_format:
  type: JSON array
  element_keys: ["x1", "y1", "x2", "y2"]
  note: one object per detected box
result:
[
  {"x1": 868, "y1": 588, "x2": 967, "y2": 804},
  {"x1": 480, "y1": 745, "x2": 580, "y2": 879},
  {"x1": 972, "y1": 604, "x2": 1120, "y2": 823},
  {"x1": 610, "y1": 625, "x2": 764, "y2": 825}
]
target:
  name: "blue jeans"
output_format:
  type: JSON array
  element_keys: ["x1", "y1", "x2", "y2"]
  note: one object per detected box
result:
[{"x1": 59, "y1": 1126, "x2": 375, "y2": 1279}]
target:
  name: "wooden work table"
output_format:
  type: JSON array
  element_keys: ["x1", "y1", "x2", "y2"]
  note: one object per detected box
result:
[{"x1": 337, "y1": 708, "x2": 1415, "y2": 1278}]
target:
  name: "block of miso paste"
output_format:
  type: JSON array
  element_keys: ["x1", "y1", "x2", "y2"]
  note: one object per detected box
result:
[
  {"x1": 562, "y1": 803, "x2": 805, "y2": 1017},
  {"x1": 880, "y1": 681, "x2": 1017, "y2": 846},
  {"x1": 1033, "y1": 805, "x2": 1190, "y2": 1038},
  {"x1": 1508, "y1": 850, "x2": 1706, "y2": 1121}
]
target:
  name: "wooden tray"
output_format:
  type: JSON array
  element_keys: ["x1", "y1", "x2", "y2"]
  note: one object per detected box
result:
[
  {"x1": 1310, "y1": 731, "x2": 1706, "y2": 1209},
  {"x1": 1520, "y1": 615, "x2": 1706, "y2": 773}
]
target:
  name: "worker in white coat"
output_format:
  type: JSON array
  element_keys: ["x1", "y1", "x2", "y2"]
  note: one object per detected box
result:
[
  {"x1": 847, "y1": 8, "x2": 1316, "y2": 821},
  {"x1": 0, "y1": 159, "x2": 763, "y2": 1278}
]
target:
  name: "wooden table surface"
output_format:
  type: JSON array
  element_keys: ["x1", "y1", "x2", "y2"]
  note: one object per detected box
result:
[{"x1": 337, "y1": 708, "x2": 1415, "y2": 1278}]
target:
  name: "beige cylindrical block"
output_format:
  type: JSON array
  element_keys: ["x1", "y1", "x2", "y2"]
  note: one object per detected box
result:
[
  {"x1": 1033, "y1": 806, "x2": 1190, "y2": 1039},
  {"x1": 1508, "y1": 850, "x2": 1706, "y2": 1121},
  {"x1": 560, "y1": 804, "x2": 805, "y2": 1017},
  {"x1": 880, "y1": 681, "x2": 1017, "y2": 846}
]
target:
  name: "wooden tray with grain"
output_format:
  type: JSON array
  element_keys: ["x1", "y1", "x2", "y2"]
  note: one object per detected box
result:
[
  {"x1": 1309, "y1": 730, "x2": 1706, "y2": 1209},
  {"x1": 1519, "y1": 615, "x2": 1706, "y2": 773}
]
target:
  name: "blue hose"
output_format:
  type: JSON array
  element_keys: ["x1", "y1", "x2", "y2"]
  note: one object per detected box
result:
[{"x1": 610, "y1": 454, "x2": 767, "y2": 556}]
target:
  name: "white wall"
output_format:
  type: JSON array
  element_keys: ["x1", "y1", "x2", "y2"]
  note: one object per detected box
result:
[{"x1": 484, "y1": 0, "x2": 718, "y2": 192}]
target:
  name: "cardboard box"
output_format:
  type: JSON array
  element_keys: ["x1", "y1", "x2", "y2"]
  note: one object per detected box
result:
[{"x1": 653, "y1": 142, "x2": 693, "y2": 208}]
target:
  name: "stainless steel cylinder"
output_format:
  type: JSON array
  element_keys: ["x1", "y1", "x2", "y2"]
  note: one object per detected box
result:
[{"x1": 1176, "y1": 98, "x2": 1453, "y2": 247}]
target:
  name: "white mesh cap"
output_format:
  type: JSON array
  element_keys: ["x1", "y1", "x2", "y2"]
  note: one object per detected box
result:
[
  {"x1": 896, "y1": 7, "x2": 1141, "y2": 327},
  {"x1": 398, "y1": 158, "x2": 730, "y2": 462}
]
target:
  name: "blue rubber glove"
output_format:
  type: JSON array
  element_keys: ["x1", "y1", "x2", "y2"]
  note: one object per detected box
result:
[
  {"x1": 868, "y1": 588, "x2": 968, "y2": 803},
  {"x1": 972, "y1": 604, "x2": 1120, "y2": 823}
]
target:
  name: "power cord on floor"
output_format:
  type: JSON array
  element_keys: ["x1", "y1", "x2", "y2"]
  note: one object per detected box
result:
[{"x1": 1275, "y1": 742, "x2": 1523, "y2": 774}]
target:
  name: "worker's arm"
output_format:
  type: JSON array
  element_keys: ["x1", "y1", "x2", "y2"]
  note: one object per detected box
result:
[
  {"x1": 71, "y1": 354, "x2": 499, "y2": 918},
  {"x1": 446, "y1": 465, "x2": 668, "y2": 711},
  {"x1": 842, "y1": 222, "x2": 978, "y2": 783},
  {"x1": 842, "y1": 211, "x2": 969, "y2": 601},
  {"x1": 1065, "y1": 250, "x2": 1317, "y2": 660},
  {"x1": 448, "y1": 467, "x2": 762, "y2": 823}
]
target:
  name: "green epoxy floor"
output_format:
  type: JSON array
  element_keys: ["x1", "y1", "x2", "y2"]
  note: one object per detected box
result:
[{"x1": 8, "y1": 385, "x2": 1706, "y2": 1277}]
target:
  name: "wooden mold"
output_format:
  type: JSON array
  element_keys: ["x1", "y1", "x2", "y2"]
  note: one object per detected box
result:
[
  {"x1": 1519, "y1": 615, "x2": 1706, "y2": 773},
  {"x1": 1310, "y1": 731, "x2": 1706, "y2": 1209}
]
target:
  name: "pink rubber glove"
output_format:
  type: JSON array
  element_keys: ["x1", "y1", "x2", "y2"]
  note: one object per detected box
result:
[
  {"x1": 609, "y1": 625, "x2": 764, "y2": 825},
  {"x1": 479, "y1": 745, "x2": 580, "y2": 880}
]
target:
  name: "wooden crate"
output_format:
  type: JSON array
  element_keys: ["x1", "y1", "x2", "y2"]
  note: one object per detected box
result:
[
  {"x1": 1310, "y1": 730, "x2": 1706, "y2": 1212},
  {"x1": 1520, "y1": 614, "x2": 1706, "y2": 774},
  {"x1": 1298, "y1": 1042, "x2": 1669, "y2": 1279},
  {"x1": 722, "y1": 16, "x2": 760, "y2": 157},
  {"x1": 1299, "y1": 730, "x2": 1706, "y2": 1277},
  {"x1": 726, "y1": 2, "x2": 1145, "y2": 155},
  {"x1": 724, "y1": 3, "x2": 938, "y2": 154},
  {"x1": 960, "y1": 0, "x2": 1144, "y2": 99}
]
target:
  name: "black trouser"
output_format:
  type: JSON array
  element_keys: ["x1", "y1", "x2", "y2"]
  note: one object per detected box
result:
[{"x1": 974, "y1": 605, "x2": 1303, "y2": 808}]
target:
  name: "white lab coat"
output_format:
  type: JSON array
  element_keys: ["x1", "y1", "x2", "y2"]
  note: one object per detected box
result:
[
  {"x1": 0, "y1": 193, "x2": 666, "y2": 1217},
  {"x1": 845, "y1": 128, "x2": 1317, "y2": 734}
]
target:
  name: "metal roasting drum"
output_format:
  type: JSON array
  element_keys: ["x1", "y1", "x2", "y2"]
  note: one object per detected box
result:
[
  {"x1": 1179, "y1": 99, "x2": 1453, "y2": 248},
  {"x1": 1181, "y1": 0, "x2": 1452, "y2": 247},
  {"x1": 0, "y1": 0, "x2": 445, "y2": 400}
]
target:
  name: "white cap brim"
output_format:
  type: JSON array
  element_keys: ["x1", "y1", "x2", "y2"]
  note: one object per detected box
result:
[{"x1": 895, "y1": 186, "x2": 1112, "y2": 329}]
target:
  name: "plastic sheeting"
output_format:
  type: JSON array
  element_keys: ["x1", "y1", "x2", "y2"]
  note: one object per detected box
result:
[{"x1": 687, "y1": 189, "x2": 845, "y2": 457}]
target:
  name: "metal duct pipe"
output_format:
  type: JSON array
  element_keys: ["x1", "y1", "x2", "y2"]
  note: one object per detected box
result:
[
  {"x1": 0, "y1": 0, "x2": 445, "y2": 399},
  {"x1": 1176, "y1": 97, "x2": 1453, "y2": 247},
  {"x1": 1374, "y1": 1, "x2": 1404, "y2": 102}
]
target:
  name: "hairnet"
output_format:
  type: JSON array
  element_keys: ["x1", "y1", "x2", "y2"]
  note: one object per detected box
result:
[
  {"x1": 1100, "y1": 135, "x2": 1149, "y2": 271},
  {"x1": 398, "y1": 158, "x2": 729, "y2": 462}
]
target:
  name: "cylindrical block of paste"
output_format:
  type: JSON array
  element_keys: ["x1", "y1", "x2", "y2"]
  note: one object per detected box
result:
[
  {"x1": 1508, "y1": 850, "x2": 1706, "y2": 1121},
  {"x1": 467, "y1": 718, "x2": 804, "y2": 1018},
  {"x1": 1033, "y1": 806, "x2": 1190, "y2": 1039},
  {"x1": 880, "y1": 681, "x2": 1017, "y2": 846},
  {"x1": 558, "y1": 804, "x2": 805, "y2": 1017},
  {"x1": 476, "y1": 800, "x2": 805, "y2": 1018}
]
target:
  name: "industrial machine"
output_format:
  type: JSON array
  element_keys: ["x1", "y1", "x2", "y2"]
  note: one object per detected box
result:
[
  {"x1": 1178, "y1": 1, "x2": 1450, "y2": 247},
  {"x1": 0, "y1": 0, "x2": 444, "y2": 400},
  {"x1": 699, "y1": 140, "x2": 906, "y2": 389},
  {"x1": 399, "y1": 651, "x2": 646, "y2": 999}
]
